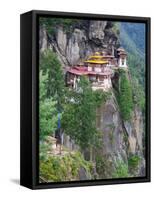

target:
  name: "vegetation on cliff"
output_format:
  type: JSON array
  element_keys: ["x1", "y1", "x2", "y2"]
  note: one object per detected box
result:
[
  {"x1": 128, "y1": 155, "x2": 141, "y2": 175},
  {"x1": 39, "y1": 50, "x2": 66, "y2": 141},
  {"x1": 40, "y1": 49, "x2": 65, "y2": 110},
  {"x1": 112, "y1": 161, "x2": 129, "y2": 178},
  {"x1": 118, "y1": 70, "x2": 133, "y2": 121},
  {"x1": 39, "y1": 71, "x2": 58, "y2": 140},
  {"x1": 39, "y1": 49, "x2": 110, "y2": 181},
  {"x1": 61, "y1": 77, "x2": 110, "y2": 155},
  {"x1": 40, "y1": 150, "x2": 93, "y2": 182},
  {"x1": 119, "y1": 22, "x2": 145, "y2": 111},
  {"x1": 40, "y1": 17, "x2": 81, "y2": 35}
]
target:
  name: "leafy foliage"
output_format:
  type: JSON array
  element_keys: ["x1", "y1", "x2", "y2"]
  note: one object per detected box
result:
[
  {"x1": 127, "y1": 54, "x2": 145, "y2": 87},
  {"x1": 93, "y1": 89, "x2": 111, "y2": 107},
  {"x1": 95, "y1": 154, "x2": 113, "y2": 179},
  {"x1": 62, "y1": 77, "x2": 110, "y2": 153},
  {"x1": 39, "y1": 141, "x2": 51, "y2": 161},
  {"x1": 39, "y1": 71, "x2": 58, "y2": 140},
  {"x1": 40, "y1": 49, "x2": 65, "y2": 110},
  {"x1": 39, "y1": 99, "x2": 58, "y2": 140},
  {"x1": 132, "y1": 78, "x2": 145, "y2": 111},
  {"x1": 62, "y1": 77, "x2": 101, "y2": 151},
  {"x1": 112, "y1": 161, "x2": 129, "y2": 178},
  {"x1": 40, "y1": 151, "x2": 93, "y2": 182},
  {"x1": 118, "y1": 70, "x2": 133, "y2": 121},
  {"x1": 128, "y1": 155, "x2": 141, "y2": 170}
]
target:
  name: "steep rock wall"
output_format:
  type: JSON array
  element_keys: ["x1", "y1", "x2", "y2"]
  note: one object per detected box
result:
[
  {"x1": 96, "y1": 91, "x2": 145, "y2": 178},
  {"x1": 39, "y1": 21, "x2": 120, "y2": 67}
]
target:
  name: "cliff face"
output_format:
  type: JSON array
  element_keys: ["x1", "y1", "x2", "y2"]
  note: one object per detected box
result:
[
  {"x1": 39, "y1": 21, "x2": 145, "y2": 178},
  {"x1": 96, "y1": 68, "x2": 145, "y2": 178},
  {"x1": 96, "y1": 91, "x2": 145, "y2": 178},
  {"x1": 39, "y1": 21, "x2": 119, "y2": 66}
]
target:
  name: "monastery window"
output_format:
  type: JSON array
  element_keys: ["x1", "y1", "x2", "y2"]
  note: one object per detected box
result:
[
  {"x1": 99, "y1": 76, "x2": 104, "y2": 81},
  {"x1": 121, "y1": 58, "x2": 125, "y2": 65},
  {"x1": 95, "y1": 67, "x2": 101, "y2": 73}
]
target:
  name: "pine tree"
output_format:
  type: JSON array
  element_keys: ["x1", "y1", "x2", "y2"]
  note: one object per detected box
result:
[
  {"x1": 39, "y1": 71, "x2": 58, "y2": 141},
  {"x1": 62, "y1": 77, "x2": 101, "y2": 154},
  {"x1": 119, "y1": 72, "x2": 133, "y2": 120},
  {"x1": 40, "y1": 49, "x2": 65, "y2": 111}
]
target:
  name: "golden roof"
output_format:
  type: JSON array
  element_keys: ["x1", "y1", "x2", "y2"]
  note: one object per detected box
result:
[
  {"x1": 95, "y1": 52, "x2": 101, "y2": 55},
  {"x1": 84, "y1": 51, "x2": 115, "y2": 64},
  {"x1": 88, "y1": 55, "x2": 104, "y2": 59},
  {"x1": 85, "y1": 52, "x2": 108, "y2": 64},
  {"x1": 84, "y1": 60, "x2": 108, "y2": 64},
  {"x1": 89, "y1": 55, "x2": 114, "y2": 59}
]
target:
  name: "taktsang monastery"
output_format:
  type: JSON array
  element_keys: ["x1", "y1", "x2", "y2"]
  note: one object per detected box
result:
[{"x1": 65, "y1": 47, "x2": 127, "y2": 91}]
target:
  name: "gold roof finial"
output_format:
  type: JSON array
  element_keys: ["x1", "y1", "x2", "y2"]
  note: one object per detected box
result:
[{"x1": 95, "y1": 52, "x2": 100, "y2": 55}]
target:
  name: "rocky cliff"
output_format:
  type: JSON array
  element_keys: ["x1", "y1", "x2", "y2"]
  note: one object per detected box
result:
[
  {"x1": 39, "y1": 20, "x2": 120, "y2": 67},
  {"x1": 95, "y1": 90, "x2": 145, "y2": 178},
  {"x1": 39, "y1": 20, "x2": 145, "y2": 178}
]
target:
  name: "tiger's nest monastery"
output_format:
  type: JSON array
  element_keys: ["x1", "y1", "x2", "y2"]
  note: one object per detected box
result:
[{"x1": 65, "y1": 47, "x2": 127, "y2": 91}]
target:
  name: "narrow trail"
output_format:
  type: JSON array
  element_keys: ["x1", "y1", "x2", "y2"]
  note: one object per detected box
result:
[{"x1": 45, "y1": 136, "x2": 75, "y2": 157}]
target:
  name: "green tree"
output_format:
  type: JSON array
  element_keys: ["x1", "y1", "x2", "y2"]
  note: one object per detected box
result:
[
  {"x1": 40, "y1": 49, "x2": 65, "y2": 111},
  {"x1": 39, "y1": 71, "x2": 58, "y2": 141},
  {"x1": 61, "y1": 77, "x2": 103, "y2": 160},
  {"x1": 128, "y1": 155, "x2": 141, "y2": 171},
  {"x1": 118, "y1": 71, "x2": 133, "y2": 120},
  {"x1": 112, "y1": 161, "x2": 129, "y2": 178},
  {"x1": 132, "y1": 78, "x2": 145, "y2": 111}
]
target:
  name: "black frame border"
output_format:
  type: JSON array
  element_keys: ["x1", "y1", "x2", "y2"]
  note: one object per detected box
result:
[{"x1": 20, "y1": 10, "x2": 151, "y2": 190}]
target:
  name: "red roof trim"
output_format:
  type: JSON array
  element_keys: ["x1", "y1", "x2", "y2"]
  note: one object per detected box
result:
[{"x1": 68, "y1": 68, "x2": 112, "y2": 76}]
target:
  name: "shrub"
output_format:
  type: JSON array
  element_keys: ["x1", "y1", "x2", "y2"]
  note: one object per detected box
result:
[
  {"x1": 39, "y1": 152, "x2": 93, "y2": 182},
  {"x1": 128, "y1": 155, "x2": 141, "y2": 170},
  {"x1": 95, "y1": 155, "x2": 106, "y2": 178},
  {"x1": 112, "y1": 161, "x2": 129, "y2": 178},
  {"x1": 93, "y1": 90, "x2": 111, "y2": 107},
  {"x1": 39, "y1": 141, "x2": 51, "y2": 161}
]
